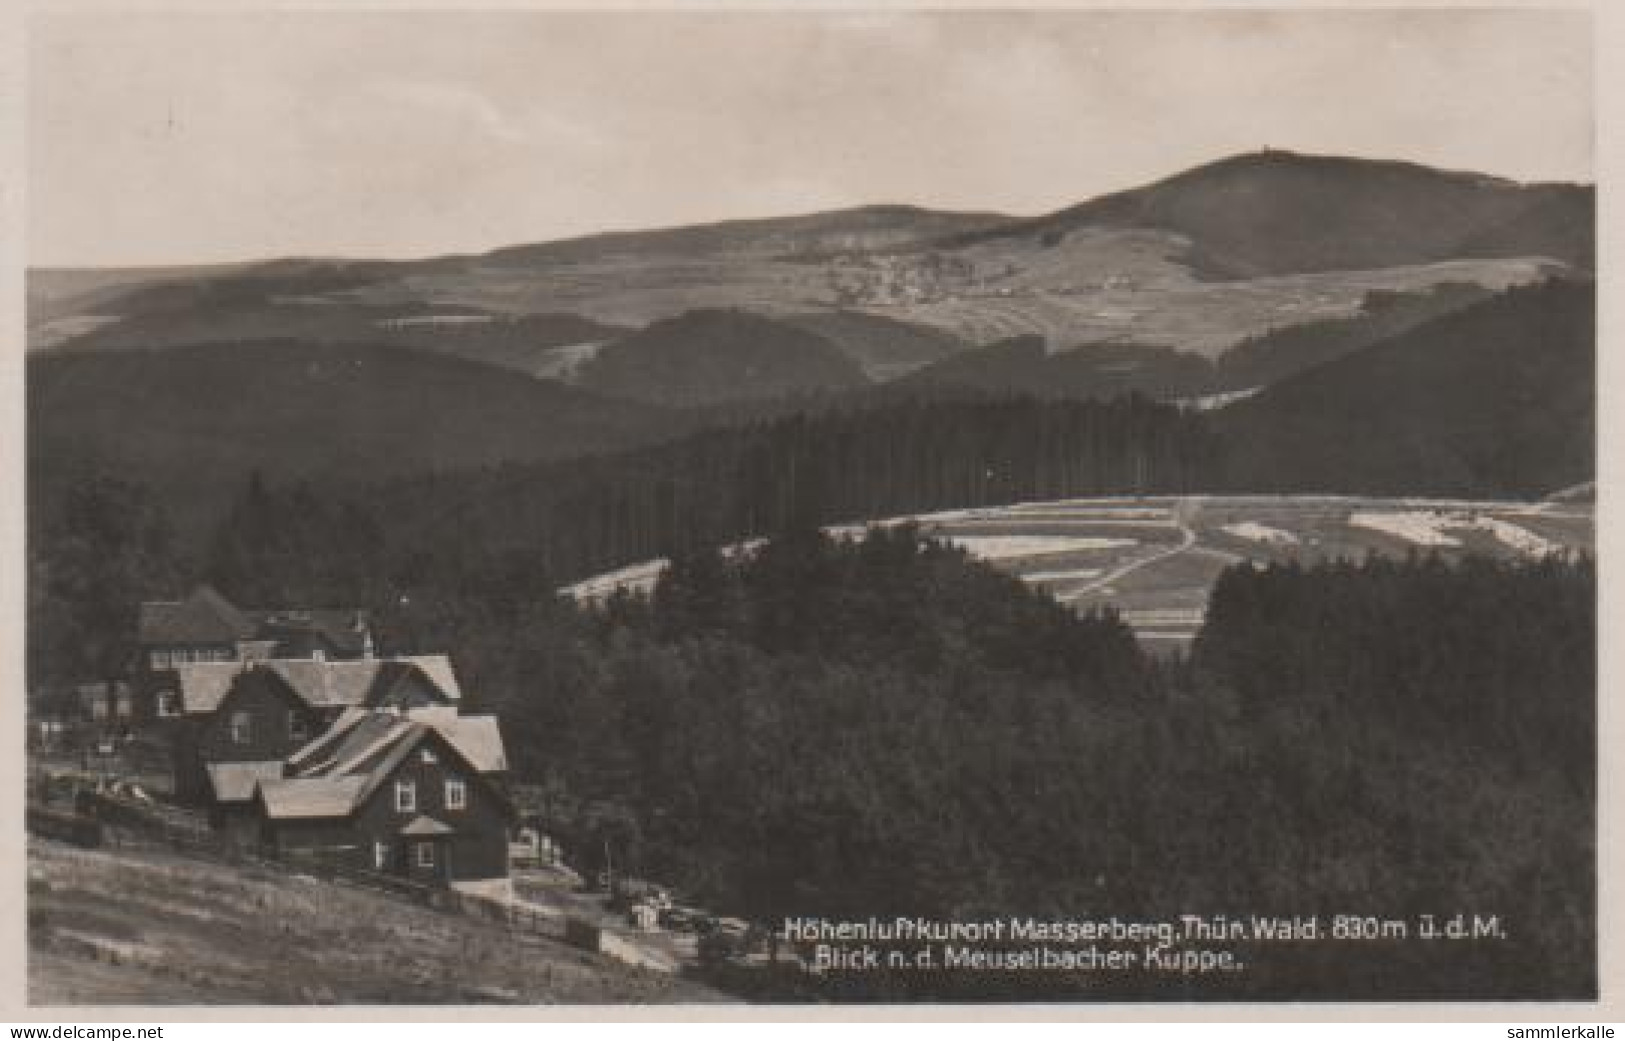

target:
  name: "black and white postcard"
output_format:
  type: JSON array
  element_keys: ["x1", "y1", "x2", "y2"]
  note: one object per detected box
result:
[{"x1": 12, "y1": 1, "x2": 1611, "y2": 1016}]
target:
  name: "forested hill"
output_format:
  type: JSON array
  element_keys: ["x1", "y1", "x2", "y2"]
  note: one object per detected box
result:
[
  {"x1": 26, "y1": 339, "x2": 682, "y2": 536},
  {"x1": 576, "y1": 309, "x2": 870, "y2": 407},
  {"x1": 951, "y1": 150, "x2": 1594, "y2": 278},
  {"x1": 1211, "y1": 277, "x2": 1593, "y2": 497},
  {"x1": 204, "y1": 395, "x2": 1220, "y2": 607}
]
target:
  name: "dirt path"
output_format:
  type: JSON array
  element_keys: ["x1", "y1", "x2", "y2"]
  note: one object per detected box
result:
[{"x1": 1068, "y1": 498, "x2": 1199, "y2": 597}]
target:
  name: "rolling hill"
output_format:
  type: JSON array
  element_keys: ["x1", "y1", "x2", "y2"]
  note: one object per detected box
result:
[
  {"x1": 575, "y1": 309, "x2": 870, "y2": 407},
  {"x1": 30, "y1": 150, "x2": 1589, "y2": 362},
  {"x1": 1211, "y1": 278, "x2": 1594, "y2": 498},
  {"x1": 1208, "y1": 280, "x2": 1495, "y2": 392},
  {"x1": 777, "y1": 309, "x2": 969, "y2": 380},
  {"x1": 953, "y1": 150, "x2": 1594, "y2": 278},
  {"x1": 481, "y1": 203, "x2": 1011, "y2": 266},
  {"x1": 897, "y1": 335, "x2": 1212, "y2": 401}
]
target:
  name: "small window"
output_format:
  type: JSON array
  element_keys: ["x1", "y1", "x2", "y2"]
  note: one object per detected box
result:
[
  {"x1": 289, "y1": 715, "x2": 309, "y2": 742},
  {"x1": 156, "y1": 691, "x2": 178, "y2": 717},
  {"x1": 419, "y1": 747, "x2": 438, "y2": 765},
  {"x1": 395, "y1": 779, "x2": 416, "y2": 813},
  {"x1": 311, "y1": 648, "x2": 326, "y2": 662},
  {"x1": 114, "y1": 692, "x2": 133, "y2": 719},
  {"x1": 90, "y1": 697, "x2": 109, "y2": 721},
  {"x1": 151, "y1": 650, "x2": 171, "y2": 670},
  {"x1": 416, "y1": 842, "x2": 435, "y2": 868},
  {"x1": 374, "y1": 841, "x2": 390, "y2": 870},
  {"x1": 445, "y1": 778, "x2": 467, "y2": 811},
  {"x1": 229, "y1": 711, "x2": 252, "y2": 745}
]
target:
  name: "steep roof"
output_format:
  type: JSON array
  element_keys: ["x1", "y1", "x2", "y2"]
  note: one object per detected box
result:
[
  {"x1": 171, "y1": 662, "x2": 246, "y2": 714},
  {"x1": 258, "y1": 776, "x2": 368, "y2": 819},
  {"x1": 251, "y1": 608, "x2": 372, "y2": 658},
  {"x1": 169, "y1": 655, "x2": 463, "y2": 716},
  {"x1": 260, "y1": 708, "x2": 509, "y2": 822},
  {"x1": 424, "y1": 713, "x2": 508, "y2": 774},
  {"x1": 261, "y1": 656, "x2": 461, "y2": 710},
  {"x1": 206, "y1": 761, "x2": 286, "y2": 804},
  {"x1": 399, "y1": 815, "x2": 454, "y2": 837},
  {"x1": 399, "y1": 655, "x2": 463, "y2": 702},
  {"x1": 261, "y1": 659, "x2": 387, "y2": 709},
  {"x1": 139, "y1": 586, "x2": 257, "y2": 645},
  {"x1": 140, "y1": 588, "x2": 371, "y2": 656}
]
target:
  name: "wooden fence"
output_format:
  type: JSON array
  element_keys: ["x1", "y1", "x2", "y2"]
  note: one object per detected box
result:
[{"x1": 26, "y1": 805, "x2": 103, "y2": 848}]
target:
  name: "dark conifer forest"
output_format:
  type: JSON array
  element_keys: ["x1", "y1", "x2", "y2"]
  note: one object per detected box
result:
[{"x1": 23, "y1": 276, "x2": 1596, "y2": 1000}]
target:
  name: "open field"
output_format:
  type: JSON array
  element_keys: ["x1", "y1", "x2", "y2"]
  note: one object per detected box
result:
[
  {"x1": 565, "y1": 494, "x2": 1594, "y2": 651},
  {"x1": 360, "y1": 234, "x2": 1556, "y2": 356},
  {"x1": 27, "y1": 839, "x2": 725, "y2": 1005}
]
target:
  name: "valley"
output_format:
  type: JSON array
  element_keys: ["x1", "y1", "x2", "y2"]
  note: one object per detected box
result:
[{"x1": 564, "y1": 493, "x2": 1595, "y2": 651}]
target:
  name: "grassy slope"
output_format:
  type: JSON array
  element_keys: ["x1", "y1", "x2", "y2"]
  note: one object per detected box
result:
[{"x1": 28, "y1": 839, "x2": 724, "y2": 1005}]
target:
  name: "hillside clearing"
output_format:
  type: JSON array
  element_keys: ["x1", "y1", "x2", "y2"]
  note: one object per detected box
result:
[
  {"x1": 564, "y1": 494, "x2": 1593, "y2": 651},
  {"x1": 28, "y1": 839, "x2": 725, "y2": 1005}
]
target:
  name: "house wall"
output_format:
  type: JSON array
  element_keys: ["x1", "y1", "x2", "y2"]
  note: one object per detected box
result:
[
  {"x1": 196, "y1": 672, "x2": 325, "y2": 765},
  {"x1": 262, "y1": 731, "x2": 511, "y2": 882},
  {"x1": 171, "y1": 672, "x2": 325, "y2": 804},
  {"x1": 350, "y1": 732, "x2": 511, "y2": 882},
  {"x1": 261, "y1": 817, "x2": 365, "y2": 864},
  {"x1": 141, "y1": 643, "x2": 239, "y2": 671}
]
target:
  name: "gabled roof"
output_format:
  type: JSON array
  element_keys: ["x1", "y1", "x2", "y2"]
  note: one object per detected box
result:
[
  {"x1": 140, "y1": 588, "x2": 372, "y2": 656},
  {"x1": 400, "y1": 655, "x2": 462, "y2": 702},
  {"x1": 261, "y1": 659, "x2": 387, "y2": 708},
  {"x1": 399, "y1": 815, "x2": 455, "y2": 837},
  {"x1": 251, "y1": 608, "x2": 372, "y2": 658},
  {"x1": 139, "y1": 586, "x2": 258, "y2": 645},
  {"x1": 261, "y1": 708, "x2": 510, "y2": 822},
  {"x1": 171, "y1": 662, "x2": 246, "y2": 714},
  {"x1": 261, "y1": 655, "x2": 461, "y2": 710},
  {"x1": 167, "y1": 655, "x2": 465, "y2": 717},
  {"x1": 419, "y1": 712, "x2": 508, "y2": 774},
  {"x1": 285, "y1": 707, "x2": 369, "y2": 770},
  {"x1": 258, "y1": 776, "x2": 368, "y2": 818},
  {"x1": 205, "y1": 761, "x2": 286, "y2": 804}
]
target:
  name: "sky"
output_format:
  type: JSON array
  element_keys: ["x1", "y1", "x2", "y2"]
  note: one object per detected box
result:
[{"x1": 27, "y1": 7, "x2": 1594, "y2": 268}]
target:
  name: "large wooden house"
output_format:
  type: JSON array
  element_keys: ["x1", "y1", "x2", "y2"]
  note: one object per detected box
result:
[
  {"x1": 253, "y1": 707, "x2": 513, "y2": 888},
  {"x1": 136, "y1": 586, "x2": 374, "y2": 723},
  {"x1": 167, "y1": 654, "x2": 464, "y2": 805}
]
